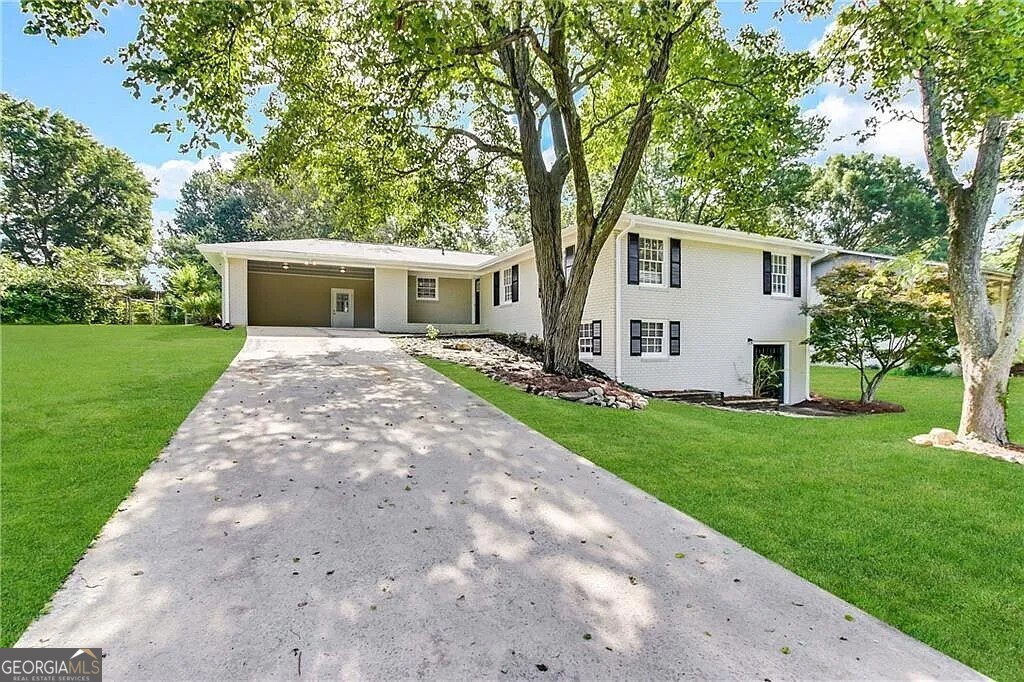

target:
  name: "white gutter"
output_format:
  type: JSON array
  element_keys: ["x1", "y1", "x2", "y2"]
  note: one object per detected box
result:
[{"x1": 614, "y1": 219, "x2": 633, "y2": 382}]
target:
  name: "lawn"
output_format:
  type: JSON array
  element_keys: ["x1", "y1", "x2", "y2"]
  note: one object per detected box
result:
[
  {"x1": 1, "y1": 325, "x2": 244, "y2": 646},
  {"x1": 421, "y1": 359, "x2": 1024, "y2": 680}
]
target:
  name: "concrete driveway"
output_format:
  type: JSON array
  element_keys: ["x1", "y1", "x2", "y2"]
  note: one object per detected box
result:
[{"x1": 19, "y1": 327, "x2": 980, "y2": 680}]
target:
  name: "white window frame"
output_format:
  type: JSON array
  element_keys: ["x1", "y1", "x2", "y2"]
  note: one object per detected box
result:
[
  {"x1": 415, "y1": 276, "x2": 438, "y2": 301},
  {"x1": 640, "y1": 320, "x2": 666, "y2": 357},
  {"x1": 578, "y1": 322, "x2": 594, "y2": 357},
  {"x1": 502, "y1": 266, "x2": 514, "y2": 304},
  {"x1": 771, "y1": 253, "x2": 789, "y2": 296},
  {"x1": 638, "y1": 236, "x2": 665, "y2": 287}
]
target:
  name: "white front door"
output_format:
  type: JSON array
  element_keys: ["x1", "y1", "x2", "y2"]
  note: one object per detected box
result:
[{"x1": 330, "y1": 288, "x2": 354, "y2": 328}]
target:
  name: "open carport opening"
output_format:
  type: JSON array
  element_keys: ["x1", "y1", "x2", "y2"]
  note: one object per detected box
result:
[{"x1": 247, "y1": 260, "x2": 375, "y2": 328}]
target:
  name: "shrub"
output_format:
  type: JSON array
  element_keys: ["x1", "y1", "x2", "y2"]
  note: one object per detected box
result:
[
  {"x1": 0, "y1": 249, "x2": 126, "y2": 324},
  {"x1": 164, "y1": 263, "x2": 221, "y2": 324},
  {"x1": 425, "y1": 324, "x2": 440, "y2": 340}
]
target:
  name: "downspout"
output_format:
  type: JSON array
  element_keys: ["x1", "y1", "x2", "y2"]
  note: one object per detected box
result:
[
  {"x1": 614, "y1": 219, "x2": 633, "y2": 382},
  {"x1": 222, "y1": 251, "x2": 230, "y2": 324}
]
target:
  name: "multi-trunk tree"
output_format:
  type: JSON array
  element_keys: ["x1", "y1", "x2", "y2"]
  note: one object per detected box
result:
[
  {"x1": 806, "y1": 262, "x2": 957, "y2": 405},
  {"x1": 24, "y1": 0, "x2": 816, "y2": 376},
  {"x1": 819, "y1": 0, "x2": 1024, "y2": 444}
]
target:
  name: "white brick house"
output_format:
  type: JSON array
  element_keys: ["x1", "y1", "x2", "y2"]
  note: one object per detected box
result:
[{"x1": 200, "y1": 213, "x2": 828, "y2": 403}]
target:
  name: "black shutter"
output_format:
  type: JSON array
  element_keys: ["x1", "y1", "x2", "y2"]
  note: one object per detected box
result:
[
  {"x1": 670, "y1": 238, "x2": 681, "y2": 288},
  {"x1": 627, "y1": 233, "x2": 639, "y2": 285},
  {"x1": 669, "y1": 321, "x2": 681, "y2": 355},
  {"x1": 762, "y1": 251, "x2": 772, "y2": 295},
  {"x1": 564, "y1": 245, "x2": 575, "y2": 273},
  {"x1": 630, "y1": 319, "x2": 642, "y2": 356},
  {"x1": 793, "y1": 255, "x2": 802, "y2": 298},
  {"x1": 592, "y1": 320, "x2": 602, "y2": 356},
  {"x1": 511, "y1": 264, "x2": 519, "y2": 302},
  {"x1": 493, "y1": 270, "x2": 500, "y2": 306}
]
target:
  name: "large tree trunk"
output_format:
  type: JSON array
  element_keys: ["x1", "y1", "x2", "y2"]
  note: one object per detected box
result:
[
  {"x1": 958, "y1": 348, "x2": 1010, "y2": 442},
  {"x1": 919, "y1": 69, "x2": 1018, "y2": 444}
]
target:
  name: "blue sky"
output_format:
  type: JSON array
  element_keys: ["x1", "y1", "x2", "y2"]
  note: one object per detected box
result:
[{"x1": 2, "y1": 2, "x2": 956, "y2": 241}]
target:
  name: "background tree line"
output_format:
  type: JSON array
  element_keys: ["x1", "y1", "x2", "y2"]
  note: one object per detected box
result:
[{"x1": 2, "y1": 86, "x2": 953, "y2": 327}]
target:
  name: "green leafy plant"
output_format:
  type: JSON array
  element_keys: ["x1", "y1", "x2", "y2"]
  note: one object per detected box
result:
[
  {"x1": 804, "y1": 262, "x2": 957, "y2": 404},
  {"x1": 164, "y1": 263, "x2": 221, "y2": 325},
  {"x1": 424, "y1": 324, "x2": 440, "y2": 341},
  {"x1": 0, "y1": 248, "x2": 127, "y2": 324},
  {"x1": 752, "y1": 354, "x2": 782, "y2": 399}
]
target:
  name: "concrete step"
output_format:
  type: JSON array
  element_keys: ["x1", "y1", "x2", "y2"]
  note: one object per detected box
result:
[
  {"x1": 649, "y1": 390, "x2": 724, "y2": 405},
  {"x1": 722, "y1": 397, "x2": 780, "y2": 410}
]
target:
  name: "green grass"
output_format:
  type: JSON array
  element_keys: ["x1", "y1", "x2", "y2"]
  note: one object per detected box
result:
[
  {"x1": 1, "y1": 325, "x2": 244, "y2": 645},
  {"x1": 421, "y1": 359, "x2": 1024, "y2": 680}
]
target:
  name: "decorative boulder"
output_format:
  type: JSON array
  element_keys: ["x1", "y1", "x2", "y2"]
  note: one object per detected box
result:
[{"x1": 928, "y1": 428, "x2": 958, "y2": 446}]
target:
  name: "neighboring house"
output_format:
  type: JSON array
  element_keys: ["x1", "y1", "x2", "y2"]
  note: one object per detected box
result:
[
  {"x1": 199, "y1": 213, "x2": 829, "y2": 403},
  {"x1": 810, "y1": 249, "x2": 1012, "y2": 334}
]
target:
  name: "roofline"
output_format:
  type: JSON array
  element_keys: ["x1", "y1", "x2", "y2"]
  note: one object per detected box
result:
[
  {"x1": 196, "y1": 243, "x2": 487, "y2": 275},
  {"x1": 813, "y1": 248, "x2": 1012, "y2": 280},
  {"x1": 622, "y1": 213, "x2": 831, "y2": 255},
  {"x1": 198, "y1": 213, "x2": 833, "y2": 275}
]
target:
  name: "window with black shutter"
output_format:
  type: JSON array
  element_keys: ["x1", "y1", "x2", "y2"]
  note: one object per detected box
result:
[
  {"x1": 669, "y1": 321, "x2": 681, "y2": 355},
  {"x1": 564, "y1": 245, "x2": 575, "y2": 279},
  {"x1": 670, "y1": 238, "x2": 681, "y2": 288},
  {"x1": 627, "y1": 233, "x2": 639, "y2": 285},
  {"x1": 630, "y1": 319, "x2": 642, "y2": 356},
  {"x1": 592, "y1": 320, "x2": 602, "y2": 356},
  {"x1": 793, "y1": 255, "x2": 802, "y2": 298},
  {"x1": 511, "y1": 264, "x2": 519, "y2": 302},
  {"x1": 493, "y1": 270, "x2": 500, "y2": 306},
  {"x1": 762, "y1": 251, "x2": 772, "y2": 295}
]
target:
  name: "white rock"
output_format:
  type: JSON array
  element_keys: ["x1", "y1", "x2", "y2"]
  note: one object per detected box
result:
[{"x1": 928, "y1": 428, "x2": 958, "y2": 446}]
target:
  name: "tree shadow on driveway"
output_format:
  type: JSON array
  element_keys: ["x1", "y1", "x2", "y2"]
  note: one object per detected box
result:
[{"x1": 17, "y1": 327, "x2": 981, "y2": 681}]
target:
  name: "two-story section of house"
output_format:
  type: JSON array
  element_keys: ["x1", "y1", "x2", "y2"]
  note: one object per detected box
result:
[{"x1": 200, "y1": 213, "x2": 829, "y2": 403}]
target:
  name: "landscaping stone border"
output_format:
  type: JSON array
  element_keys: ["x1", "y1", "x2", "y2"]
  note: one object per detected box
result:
[{"x1": 394, "y1": 336, "x2": 648, "y2": 409}]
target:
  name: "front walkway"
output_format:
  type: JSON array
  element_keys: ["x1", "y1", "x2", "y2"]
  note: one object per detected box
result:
[{"x1": 18, "y1": 327, "x2": 980, "y2": 680}]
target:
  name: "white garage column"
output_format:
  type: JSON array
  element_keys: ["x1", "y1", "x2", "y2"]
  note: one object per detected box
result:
[
  {"x1": 373, "y1": 267, "x2": 407, "y2": 332},
  {"x1": 222, "y1": 257, "x2": 248, "y2": 326}
]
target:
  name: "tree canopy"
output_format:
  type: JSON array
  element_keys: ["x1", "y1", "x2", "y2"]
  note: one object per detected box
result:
[
  {"x1": 24, "y1": 0, "x2": 818, "y2": 374},
  {"x1": 801, "y1": 152, "x2": 948, "y2": 257},
  {"x1": 0, "y1": 93, "x2": 153, "y2": 270}
]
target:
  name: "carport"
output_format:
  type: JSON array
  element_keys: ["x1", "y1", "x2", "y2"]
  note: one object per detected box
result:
[{"x1": 247, "y1": 260, "x2": 375, "y2": 328}]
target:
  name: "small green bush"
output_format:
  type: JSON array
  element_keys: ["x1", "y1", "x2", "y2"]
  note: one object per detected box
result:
[
  {"x1": 164, "y1": 263, "x2": 221, "y2": 324},
  {"x1": 425, "y1": 324, "x2": 440, "y2": 340}
]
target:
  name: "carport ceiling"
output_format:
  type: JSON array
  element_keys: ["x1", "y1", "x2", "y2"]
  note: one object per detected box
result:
[{"x1": 249, "y1": 260, "x2": 374, "y2": 279}]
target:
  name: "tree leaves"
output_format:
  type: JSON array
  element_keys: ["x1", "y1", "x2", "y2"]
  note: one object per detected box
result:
[{"x1": 0, "y1": 93, "x2": 153, "y2": 271}]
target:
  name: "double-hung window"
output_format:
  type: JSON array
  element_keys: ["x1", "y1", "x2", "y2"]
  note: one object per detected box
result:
[
  {"x1": 416, "y1": 276, "x2": 438, "y2": 300},
  {"x1": 502, "y1": 267, "x2": 514, "y2": 303},
  {"x1": 639, "y1": 237, "x2": 664, "y2": 285},
  {"x1": 640, "y1": 321, "x2": 664, "y2": 354},
  {"x1": 578, "y1": 322, "x2": 593, "y2": 355},
  {"x1": 771, "y1": 254, "x2": 788, "y2": 295}
]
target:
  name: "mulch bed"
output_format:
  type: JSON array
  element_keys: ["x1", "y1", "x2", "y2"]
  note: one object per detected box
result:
[{"x1": 794, "y1": 394, "x2": 905, "y2": 415}]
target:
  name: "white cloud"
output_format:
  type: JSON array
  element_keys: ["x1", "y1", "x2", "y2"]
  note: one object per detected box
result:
[
  {"x1": 140, "y1": 151, "x2": 242, "y2": 201},
  {"x1": 804, "y1": 90, "x2": 926, "y2": 167}
]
